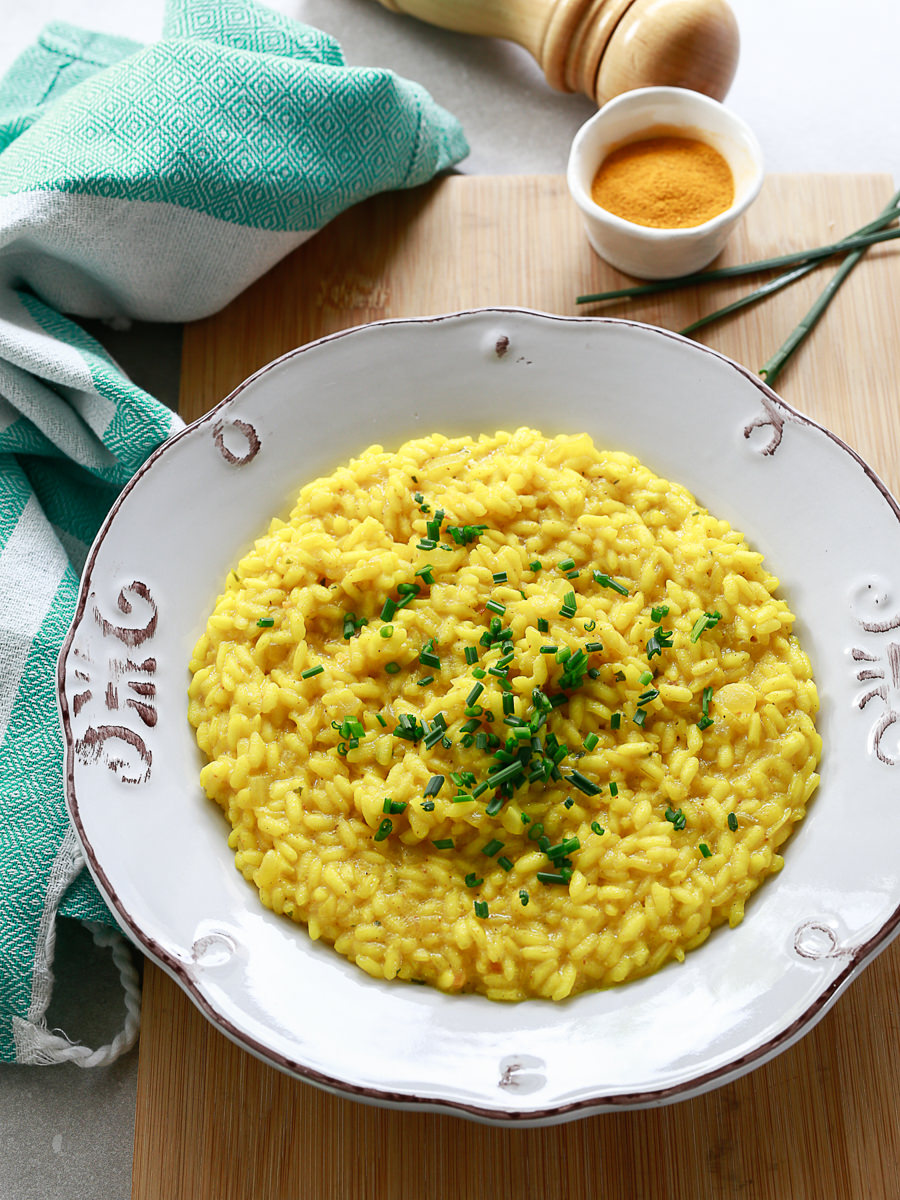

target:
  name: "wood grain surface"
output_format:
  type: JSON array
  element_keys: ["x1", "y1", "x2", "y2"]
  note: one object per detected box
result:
[{"x1": 133, "y1": 173, "x2": 900, "y2": 1200}]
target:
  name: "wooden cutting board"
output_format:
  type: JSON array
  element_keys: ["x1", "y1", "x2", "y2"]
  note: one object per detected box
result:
[{"x1": 132, "y1": 174, "x2": 900, "y2": 1200}]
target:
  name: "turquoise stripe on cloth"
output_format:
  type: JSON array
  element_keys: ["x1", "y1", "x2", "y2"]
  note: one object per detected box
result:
[{"x1": 0, "y1": 0, "x2": 467, "y2": 1065}]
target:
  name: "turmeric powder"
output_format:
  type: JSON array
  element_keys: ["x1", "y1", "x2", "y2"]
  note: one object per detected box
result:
[{"x1": 591, "y1": 135, "x2": 734, "y2": 229}]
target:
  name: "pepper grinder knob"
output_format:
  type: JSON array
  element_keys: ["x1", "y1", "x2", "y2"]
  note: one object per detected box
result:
[{"x1": 373, "y1": 0, "x2": 739, "y2": 106}]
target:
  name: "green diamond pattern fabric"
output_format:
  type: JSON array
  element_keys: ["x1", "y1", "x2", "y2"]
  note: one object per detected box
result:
[{"x1": 0, "y1": 0, "x2": 467, "y2": 1066}]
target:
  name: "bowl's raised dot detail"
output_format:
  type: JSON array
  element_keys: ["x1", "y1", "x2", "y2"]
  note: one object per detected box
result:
[
  {"x1": 213, "y1": 418, "x2": 261, "y2": 466},
  {"x1": 793, "y1": 921, "x2": 841, "y2": 960},
  {"x1": 498, "y1": 1054, "x2": 546, "y2": 1093},
  {"x1": 191, "y1": 931, "x2": 237, "y2": 968}
]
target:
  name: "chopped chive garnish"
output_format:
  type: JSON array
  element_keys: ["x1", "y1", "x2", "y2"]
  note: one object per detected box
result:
[
  {"x1": 492, "y1": 571, "x2": 508, "y2": 584},
  {"x1": 472, "y1": 667, "x2": 486, "y2": 679},
  {"x1": 698, "y1": 715, "x2": 714, "y2": 731},
  {"x1": 564, "y1": 796, "x2": 574, "y2": 809},
  {"x1": 639, "y1": 671, "x2": 653, "y2": 685},
  {"x1": 482, "y1": 839, "x2": 505, "y2": 857},
  {"x1": 519, "y1": 889, "x2": 530, "y2": 906},
  {"x1": 665, "y1": 806, "x2": 687, "y2": 831},
  {"x1": 702, "y1": 686, "x2": 713, "y2": 716},
  {"x1": 728, "y1": 812, "x2": 739, "y2": 832},
  {"x1": 559, "y1": 591, "x2": 577, "y2": 617},
  {"x1": 638, "y1": 688, "x2": 659, "y2": 706},
  {"x1": 537, "y1": 871, "x2": 570, "y2": 885},
  {"x1": 466, "y1": 681, "x2": 484, "y2": 706},
  {"x1": 530, "y1": 561, "x2": 542, "y2": 572},
  {"x1": 497, "y1": 856, "x2": 514, "y2": 872},
  {"x1": 485, "y1": 794, "x2": 506, "y2": 816},
  {"x1": 380, "y1": 597, "x2": 397, "y2": 621},
  {"x1": 568, "y1": 770, "x2": 601, "y2": 796},
  {"x1": 417, "y1": 538, "x2": 437, "y2": 551},
  {"x1": 424, "y1": 775, "x2": 445, "y2": 798},
  {"x1": 610, "y1": 712, "x2": 622, "y2": 729},
  {"x1": 699, "y1": 843, "x2": 712, "y2": 858},
  {"x1": 384, "y1": 799, "x2": 406, "y2": 814},
  {"x1": 585, "y1": 641, "x2": 602, "y2": 652},
  {"x1": 647, "y1": 626, "x2": 674, "y2": 658},
  {"x1": 591, "y1": 821, "x2": 605, "y2": 836},
  {"x1": 633, "y1": 709, "x2": 647, "y2": 727},
  {"x1": 537, "y1": 617, "x2": 549, "y2": 632},
  {"x1": 374, "y1": 818, "x2": 393, "y2": 841},
  {"x1": 583, "y1": 732, "x2": 599, "y2": 751},
  {"x1": 546, "y1": 836, "x2": 580, "y2": 859},
  {"x1": 419, "y1": 650, "x2": 441, "y2": 668},
  {"x1": 464, "y1": 646, "x2": 478, "y2": 664},
  {"x1": 609, "y1": 781, "x2": 618, "y2": 797},
  {"x1": 375, "y1": 713, "x2": 387, "y2": 727},
  {"x1": 342, "y1": 613, "x2": 357, "y2": 639},
  {"x1": 558, "y1": 558, "x2": 575, "y2": 572},
  {"x1": 394, "y1": 588, "x2": 420, "y2": 611},
  {"x1": 432, "y1": 838, "x2": 454, "y2": 850},
  {"x1": 447, "y1": 524, "x2": 488, "y2": 545},
  {"x1": 474, "y1": 900, "x2": 489, "y2": 918},
  {"x1": 465, "y1": 873, "x2": 483, "y2": 888},
  {"x1": 486, "y1": 599, "x2": 506, "y2": 616},
  {"x1": 301, "y1": 665, "x2": 324, "y2": 679},
  {"x1": 256, "y1": 617, "x2": 275, "y2": 627},
  {"x1": 393, "y1": 714, "x2": 424, "y2": 741},
  {"x1": 502, "y1": 693, "x2": 515, "y2": 715},
  {"x1": 592, "y1": 571, "x2": 628, "y2": 595},
  {"x1": 385, "y1": 662, "x2": 400, "y2": 675},
  {"x1": 527, "y1": 821, "x2": 545, "y2": 842},
  {"x1": 415, "y1": 564, "x2": 435, "y2": 583},
  {"x1": 380, "y1": 624, "x2": 394, "y2": 638},
  {"x1": 650, "y1": 604, "x2": 670, "y2": 622},
  {"x1": 691, "y1": 611, "x2": 723, "y2": 642},
  {"x1": 487, "y1": 761, "x2": 525, "y2": 788},
  {"x1": 540, "y1": 645, "x2": 558, "y2": 655}
]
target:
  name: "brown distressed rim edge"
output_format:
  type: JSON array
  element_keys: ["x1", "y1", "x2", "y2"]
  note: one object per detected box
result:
[{"x1": 57, "y1": 307, "x2": 900, "y2": 1123}]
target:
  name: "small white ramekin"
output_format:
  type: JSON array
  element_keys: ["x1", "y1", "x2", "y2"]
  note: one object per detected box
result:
[{"x1": 567, "y1": 86, "x2": 764, "y2": 280}]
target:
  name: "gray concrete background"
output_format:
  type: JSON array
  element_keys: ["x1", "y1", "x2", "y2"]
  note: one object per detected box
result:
[{"x1": 0, "y1": 1, "x2": 897, "y2": 1196}]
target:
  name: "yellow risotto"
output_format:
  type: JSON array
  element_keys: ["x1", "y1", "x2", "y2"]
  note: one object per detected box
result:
[{"x1": 188, "y1": 428, "x2": 821, "y2": 1001}]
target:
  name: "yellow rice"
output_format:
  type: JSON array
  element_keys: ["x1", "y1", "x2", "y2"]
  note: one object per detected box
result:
[{"x1": 187, "y1": 428, "x2": 821, "y2": 1001}]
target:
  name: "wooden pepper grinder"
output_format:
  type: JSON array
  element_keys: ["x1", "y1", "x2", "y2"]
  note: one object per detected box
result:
[{"x1": 373, "y1": 0, "x2": 740, "y2": 106}]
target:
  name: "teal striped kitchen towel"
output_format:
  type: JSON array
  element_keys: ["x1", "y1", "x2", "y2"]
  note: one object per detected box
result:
[{"x1": 0, "y1": 0, "x2": 467, "y2": 1067}]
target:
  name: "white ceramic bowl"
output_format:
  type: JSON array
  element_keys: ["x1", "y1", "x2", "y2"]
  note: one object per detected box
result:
[
  {"x1": 567, "y1": 87, "x2": 764, "y2": 279},
  {"x1": 59, "y1": 310, "x2": 900, "y2": 1125}
]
